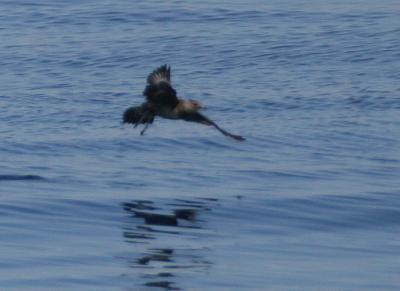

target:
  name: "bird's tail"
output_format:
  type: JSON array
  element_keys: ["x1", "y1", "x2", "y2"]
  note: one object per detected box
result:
[{"x1": 123, "y1": 105, "x2": 154, "y2": 124}]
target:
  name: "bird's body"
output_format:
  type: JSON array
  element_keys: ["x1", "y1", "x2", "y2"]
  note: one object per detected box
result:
[
  {"x1": 158, "y1": 100, "x2": 200, "y2": 119},
  {"x1": 123, "y1": 65, "x2": 245, "y2": 141}
]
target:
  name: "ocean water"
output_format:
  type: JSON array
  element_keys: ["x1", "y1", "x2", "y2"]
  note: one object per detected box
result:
[{"x1": 1, "y1": 0, "x2": 400, "y2": 290}]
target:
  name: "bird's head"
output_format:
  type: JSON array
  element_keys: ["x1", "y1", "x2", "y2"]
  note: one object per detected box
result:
[
  {"x1": 190, "y1": 100, "x2": 204, "y2": 110},
  {"x1": 182, "y1": 99, "x2": 204, "y2": 112}
]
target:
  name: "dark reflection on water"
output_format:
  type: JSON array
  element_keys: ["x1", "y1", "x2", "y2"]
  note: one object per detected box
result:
[
  {"x1": 121, "y1": 198, "x2": 217, "y2": 290},
  {"x1": 0, "y1": 174, "x2": 45, "y2": 181}
]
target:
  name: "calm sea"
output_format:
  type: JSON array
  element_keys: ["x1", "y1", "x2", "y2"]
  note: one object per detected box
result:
[{"x1": 1, "y1": 0, "x2": 399, "y2": 290}]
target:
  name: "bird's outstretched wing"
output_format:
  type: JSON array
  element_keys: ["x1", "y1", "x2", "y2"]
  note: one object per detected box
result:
[
  {"x1": 143, "y1": 65, "x2": 179, "y2": 108},
  {"x1": 180, "y1": 112, "x2": 245, "y2": 141}
]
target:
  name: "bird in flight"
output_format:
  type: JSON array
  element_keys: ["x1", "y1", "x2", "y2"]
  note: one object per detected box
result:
[{"x1": 123, "y1": 65, "x2": 245, "y2": 141}]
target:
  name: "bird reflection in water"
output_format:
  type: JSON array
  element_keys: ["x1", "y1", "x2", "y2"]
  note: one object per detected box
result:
[{"x1": 121, "y1": 198, "x2": 218, "y2": 290}]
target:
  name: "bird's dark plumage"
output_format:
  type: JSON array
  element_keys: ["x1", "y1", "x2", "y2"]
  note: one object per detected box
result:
[
  {"x1": 123, "y1": 104, "x2": 154, "y2": 124},
  {"x1": 123, "y1": 65, "x2": 245, "y2": 141},
  {"x1": 180, "y1": 112, "x2": 245, "y2": 141},
  {"x1": 143, "y1": 65, "x2": 178, "y2": 108}
]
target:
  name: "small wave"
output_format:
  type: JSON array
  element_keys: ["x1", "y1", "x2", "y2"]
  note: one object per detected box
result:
[
  {"x1": 345, "y1": 95, "x2": 400, "y2": 110},
  {"x1": 0, "y1": 174, "x2": 45, "y2": 181}
]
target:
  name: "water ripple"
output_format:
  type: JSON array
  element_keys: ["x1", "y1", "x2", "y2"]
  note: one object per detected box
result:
[{"x1": 0, "y1": 174, "x2": 45, "y2": 181}]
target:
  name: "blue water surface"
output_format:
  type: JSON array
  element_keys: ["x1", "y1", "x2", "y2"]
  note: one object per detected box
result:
[{"x1": 1, "y1": 0, "x2": 400, "y2": 290}]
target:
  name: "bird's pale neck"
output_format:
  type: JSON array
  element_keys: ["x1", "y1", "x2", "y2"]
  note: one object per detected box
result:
[{"x1": 177, "y1": 99, "x2": 201, "y2": 113}]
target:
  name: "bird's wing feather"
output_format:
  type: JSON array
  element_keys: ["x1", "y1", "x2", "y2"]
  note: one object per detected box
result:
[
  {"x1": 143, "y1": 65, "x2": 179, "y2": 108},
  {"x1": 181, "y1": 112, "x2": 245, "y2": 141},
  {"x1": 180, "y1": 111, "x2": 214, "y2": 125},
  {"x1": 146, "y1": 64, "x2": 171, "y2": 85}
]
